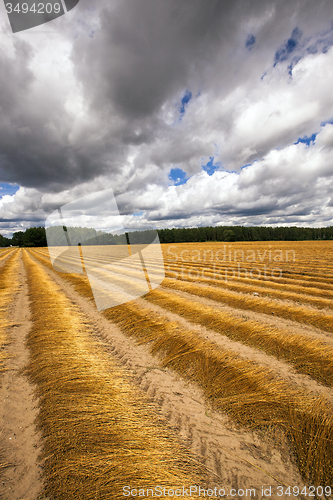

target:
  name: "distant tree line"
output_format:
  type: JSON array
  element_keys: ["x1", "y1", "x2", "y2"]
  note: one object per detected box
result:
[
  {"x1": 157, "y1": 225, "x2": 333, "y2": 243},
  {"x1": 0, "y1": 227, "x2": 47, "y2": 247},
  {"x1": 1, "y1": 224, "x2": 333, "y2": 248}
]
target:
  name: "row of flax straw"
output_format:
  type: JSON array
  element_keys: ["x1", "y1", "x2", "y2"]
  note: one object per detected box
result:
[
  {"x1": 0, "y1": 250, "x2": 20, "y2": 477},
  {"x1": 30, "y1": 246, "x2": 333, "y2": 488},
  {"x1": 22, "y1": 249, "x2": 205, "y2": 499}
]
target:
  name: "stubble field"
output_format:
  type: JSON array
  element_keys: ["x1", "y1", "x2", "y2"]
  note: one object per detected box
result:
[{"x1": 0, "y1": 241, "x2": 333, "y2": 500}]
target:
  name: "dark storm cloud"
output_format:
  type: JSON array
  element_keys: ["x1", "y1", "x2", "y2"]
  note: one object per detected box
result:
[
  {"x1": 2, "y1": 0, "x2": 332, "y2": 190},
  {"x1": 1, "y1": 0, "x2": 333, "y2": 234},
  {"x1": 69, "y1": 0, "x2": 333, "y2": 175},
  {"x1": 81, "y1": 0, "x2": 331, "y2": 110},
  {"x1": 0, "y1": 40, "x2": 128, "y2": 191},
  {"x1": 71, "y1": 0, "x2": 235, "y2": 119}
]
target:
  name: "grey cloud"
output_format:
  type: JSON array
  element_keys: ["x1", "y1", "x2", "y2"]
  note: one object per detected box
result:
[
  {"x1": 0, "y1": 45, "x2": 125, "y2": 191},
  {"x1": 1, "y1": 0, "x2": 333, "y2": 234},
  {"x1": 71, "y1": 0, "x2": 234, "y2": 119}
]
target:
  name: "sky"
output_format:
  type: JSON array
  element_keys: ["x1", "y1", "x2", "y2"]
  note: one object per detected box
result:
[{"x1": 1, "y1": 0, "x2": 333, "y2": 237}]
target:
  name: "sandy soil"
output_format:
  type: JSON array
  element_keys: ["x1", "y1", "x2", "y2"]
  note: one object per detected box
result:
[
  {"x1": 4, "y1": 248, "x2": 333, "y2": 497},
  {"x1": 26, "y1": 250, "x2": 310, "y2": 497},
  {"x1": 161, "y1": 282, "x2": 333, "y2": 344},
  {"x1": 0, "y1": 255, "x2": 45, "y2": 500},
  {"x1": 144, "y1": 287, "x2": 333, "y2": 403}
]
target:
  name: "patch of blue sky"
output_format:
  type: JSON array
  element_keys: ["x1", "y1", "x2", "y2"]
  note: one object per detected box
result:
[
  {"x1": 0, "y1": 183, "x2": 19, "y2": 198},
  {"x1": 245, "y1": 34, "x2": 255, "y2": 50},
  {"x1": 180, "y1": 90, "x2": 192, "y2": 115},
  {"x1": 168, "y1": 168, "x2": 188, "y2": 186},
  {"x1": 287, "y1": 54, "x2": 303, "y2": 75},
  {"x1": 274, "y1": 27, "x2": 302, "y2": 66},
  {"x1": 133, "y1": 211, "x2": 144, "y2": 216},
  {"x1": 202, "y1": 157, "x2": 220, "y2": 176},
  {"x1": 320, "y1": 118, "x2": 333, "y2": 127},
  {"x1": 294, "y1": 133, "x2": 317, "y2": 147},
  {"x1": 306, "y1": 22, "x2": 333, "y2": 54},
  {"x1": 274, "y1": 23, "x2": 333, "y2": 75}
]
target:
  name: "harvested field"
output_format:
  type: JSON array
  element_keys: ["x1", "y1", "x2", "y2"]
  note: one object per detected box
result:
[
  {"x1": 143, "y1": 288, "x2": 333, "y2": 387},
  {"x1": 1, "y1": 241, "x2": 333, "y2": 499},
  {"x1": 0, "y1": 249, "x2": 20, "y2": 376},
  {"x1": 0, "y1": 250, "x2": 22, "y2": 490},
  {"x1": 0, "y1": 252, "x2": 17, "y2": 371},
  {"x1": 21, "y1": 249, "x2": 205, "y2": 499}
]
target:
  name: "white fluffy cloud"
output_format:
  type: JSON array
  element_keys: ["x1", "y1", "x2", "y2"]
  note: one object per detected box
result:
[{"x1": 1, "y1": 0, "x2": 333, "y2": 235}]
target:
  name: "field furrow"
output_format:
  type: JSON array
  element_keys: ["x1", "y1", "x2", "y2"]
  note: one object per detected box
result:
[
  {"x1": 0, "y1": 250, "x2": 20, "y2": 374},
  {"x1": 163, "y1": 262, "x2": 333, "y2": 292},
  {"x1": 102, "y1": 300, "x2": 333, "y2": 486},
  {"x1": 162, "y1": 278, "x2": 333, "y2": 333},
  {"x1": 22, "y1": 249, "x2": 205, "y2": 500},
  {"x1": 142, "y1": 288, "x2": 333, "y2": 387},
  {"x1": 35, "y1": 245, "x2": 333, "y2": 293},
  {"x1": 0, "y1": 248, "x2": 15, "y2": 263},
  {"x1": 0, "y1": 250, "x2": 21, "y2": 485},
  {"x1": 28, "y1": 245, "x2": 333, "y2": 487},
  {"x1": 163, "y1": 263, "x2": 333, "y2": 309},
  {"x1": 27, "y1": 249, "x2": 311, "y2": 492}
]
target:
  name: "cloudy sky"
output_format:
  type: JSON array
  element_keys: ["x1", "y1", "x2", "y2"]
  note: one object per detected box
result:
[{"x1": 1, "y1": 0, "x2": 333, "y2": 236}]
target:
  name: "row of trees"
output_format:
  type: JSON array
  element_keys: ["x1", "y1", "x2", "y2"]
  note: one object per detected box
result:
[
  {"x1": 0, "y1": 227, "x2": 48, "y2": 247},
  {"x1": 1, "y1": 225, "x2": 333, "y2": 248},
  {"x1": 157, "y1": 225, "x2": 333, "y2": 243}
]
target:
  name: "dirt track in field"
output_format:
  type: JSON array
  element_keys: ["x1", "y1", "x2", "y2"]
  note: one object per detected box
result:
[{"x1": 21, "y1": 249, "x2": 309, "y2": 496}]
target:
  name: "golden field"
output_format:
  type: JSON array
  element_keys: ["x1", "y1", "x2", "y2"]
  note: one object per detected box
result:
[{"x1": 1, "y1": 241, "x2": 333, "y2": 499}]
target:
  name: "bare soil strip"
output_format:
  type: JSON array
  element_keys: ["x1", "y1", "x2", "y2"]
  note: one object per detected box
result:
[
  {"x1": 138, "y1": 294, "x2": 333, "y2": 403},
  {"x1": 25, "y1": 249, "x2": 310, "y2": 497},
  {"x1": 143, "y1": 288, "x2": 333, "y2": 388},
  {"x1": 162, "y1": 285, "x2": 333, "y2": 347},
  {"x1": 23, "y1": 249, "x2": 212, "y2": 499},
  {"x1": 162, "y1": 278, "x2": 333, "y2": 333},
  {"x1": 164, "y1": 262, "x2": 333, "y2": 308},
  {"x1": 0, "y1": 251, "x2": 44, "y2": 500}
]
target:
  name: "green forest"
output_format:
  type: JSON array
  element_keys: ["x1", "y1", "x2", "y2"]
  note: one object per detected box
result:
[{"x1": 1, "y1": 224, "x2": 333, "y2": 248}]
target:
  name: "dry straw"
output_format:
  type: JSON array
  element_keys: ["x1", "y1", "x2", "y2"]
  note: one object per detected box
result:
[
  {"x1": 163, "y1": 278, "x2": 333, "y2": 333},
  {"x1": 163, "y1": 250, "x2": 333, "y2": 289},
  {"x1": 102, "y1": 300, "x2": 333, "y2": 486},
  {"x1": 23, "y1": 250, "x2": 205, "y2": 500},
  {"x1": 0, "y1": 249, "x2": 19, "y2": 372},
  {"x1": 31, "y1": 248, "x2": 333, "y2": 485},
  {"x1": 0, "y1": 250, "x2": 20, "y2": 482},
  {"x1": 145, "y1": 288, "x2": 333, "y2": 387},
  {"x1": 162, "y1": 240, "x2": 333, "y2": 282},
  {"x1": 164, "y1": 261, "x2": 333, "y2": 308},
  {"x1": 0, "y1": 248, "x2": 14, "y2": 261}
]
